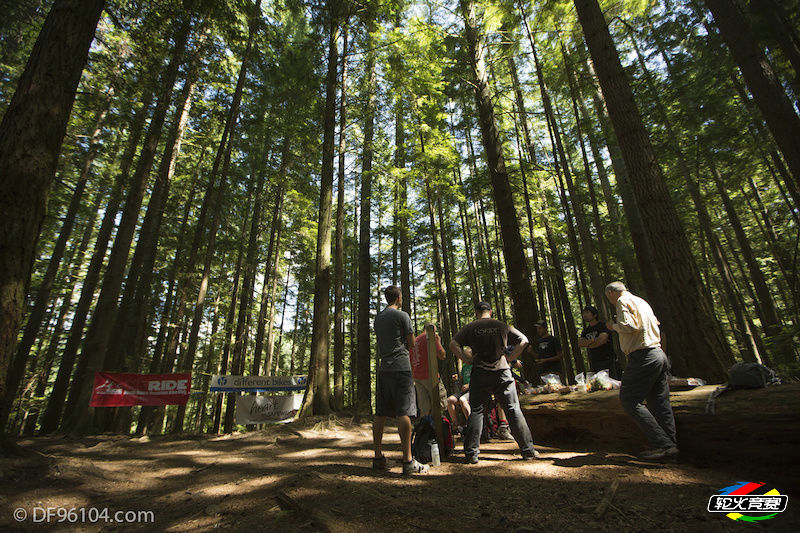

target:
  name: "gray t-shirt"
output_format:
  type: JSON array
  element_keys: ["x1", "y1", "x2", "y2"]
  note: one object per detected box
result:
[{"x1": 374, "y1": 306, "x2": 414, "y2": 372}]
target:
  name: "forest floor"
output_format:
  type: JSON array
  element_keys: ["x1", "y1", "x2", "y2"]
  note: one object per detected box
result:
[{"x1": 2, "y1": 407, "x2": 800, "y2": 533}]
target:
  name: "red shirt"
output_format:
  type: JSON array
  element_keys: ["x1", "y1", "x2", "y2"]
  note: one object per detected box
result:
[{"x1": 412, "y1": 333, "x2": 445, "y2": 380}]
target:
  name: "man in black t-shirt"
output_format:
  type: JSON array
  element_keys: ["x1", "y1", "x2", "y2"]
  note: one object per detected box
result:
[
  {"x1": 525, "y1": 320, "x2": 563, "y2": 378},
  {"x1": 578, "y1": 305, "x2": 618, "y2": 377},
  {"x1": 449, "y1": 302, "x2": 538, "y2": 463}
]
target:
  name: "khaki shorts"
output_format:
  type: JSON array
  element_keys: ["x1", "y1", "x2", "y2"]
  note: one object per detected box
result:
[{"x1": 414, "y1": 378, "x2": 447, "y2": 416}]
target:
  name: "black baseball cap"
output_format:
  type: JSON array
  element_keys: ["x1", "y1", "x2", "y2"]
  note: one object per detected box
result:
[
  {"x1": 533, "y1": 320, "x2": 547, "y2": 328},
  {"x1": 476, "y1": 301, "x2": 491, "y2": 312},
  {"x1": 582, "y1": 305, "x2": 599, "y2": 316}
]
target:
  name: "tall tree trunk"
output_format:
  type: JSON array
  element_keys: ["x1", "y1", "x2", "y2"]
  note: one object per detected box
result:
[
  {"x1": 0, "y1": 0, "x2": 105, "y2": 432},
  {"x1": 530, "y1": 36, "x2": 596, "y2": 312},
  {"x1": 562, "y1": 41, "x2": 612, "y2": 290},
  {"x1": 39, "y1": 92, "x2": 154, "y2": 434},
  {"x1": 4, "y1": 93, "x2": 111, "y2": 426},
  {"x1": 132, "y1": 165, "x2": 201, "y2": 433},
  {"x1": 454, "y1": 164, "x2": 481, "y2": 306},
  {"x1": 107, "y1": 69, "x2": 199, "y2": 434},
  {"x1": 107, "y1": 64, "x2": 198, "y2": 373},
  {"x1": 333, "y1": 25, "x2": 349, "y2": 411},
  {"x1": 582, "y1": 51, "x2": 662, "y2": 299},
  {"x1": 24, "y1": 186, "x2": 102, "y2": 435},
  {"x1": 687, "y1": 173, "x2": 761, "y2": 364},
  {"x1": 272, "y1": 266, "x2": 292, "y2": 376},
  {"x1": 300, "y1": 2, "x2": 338, "y2": 417},
  {"x1": 255, "y1": 184, "x2": 286, "y2": 377},
  {"x1": 704, "y1": 0, "x2": 800, "y2": 194},
  {"x1": 262, "y1": 198, "x2": 284, "y2": 376},
  {"x1": 542, "y1": 210, "x2": 583, "y2": 378},
  {"x1": 508, "y1": 65, "x2": 547, "y2": 316},
  {"x1": 752, "y1": 0, "x2": 800, "y2": 91},
  {"x1": 353, "y1": 25, "x2": 377, "y2": 415},
  {"x1": 62, "y1": 17, "x2": 193, "y2": 433},
  {"x1": 710, "y1": 164, "x2": 788, "y2": 362},
  {"x1": 574, "y1": 0, "x2": 730, "y2": 381},
  {"x1": 349, "y1": 169, "x2": 359, "y2": 406},
  {"x1": 194, "y1": 300, "x2": 220, "y2": 433},
  {"x1": 220, "y1": 166, "x2": 267, "y2": 433},
  {"x1": 513, "y1": 117, "x2": 547, "y2": 319},
  {"x1": 209, "y1": 247, "x2": 244, "y2": 435},
  {"x1": 398, "y1": 110, "x2": 412, "y2": 316},
  {"x1": 460, "y1": 0, "x2": 539, "y2": 336}
]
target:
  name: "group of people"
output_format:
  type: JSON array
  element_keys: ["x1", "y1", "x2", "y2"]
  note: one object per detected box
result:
[{"x1": 371, "y1": 281, "x2": 678, "y2": 475}]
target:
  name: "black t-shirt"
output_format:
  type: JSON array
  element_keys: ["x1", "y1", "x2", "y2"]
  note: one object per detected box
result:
[
  {"x1": 533, "y1": 335, "x2": 562, "y2": 375},
  {"x1": 581, "y1": 321, "x2": 615, "y2": 369},
  {"x1": 452, "y1": 318, "x2": 526, "y2": 371}
]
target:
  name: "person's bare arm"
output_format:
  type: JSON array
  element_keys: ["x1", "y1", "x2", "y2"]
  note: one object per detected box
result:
[
  {"x1": 507, "y1": 327, "x2": 529, "y2": 362},
  {"x1": 450, "y1": 340, "x2": 472, "y2": 364},
  {"x1": 435, "y1": 334, "x2": 446, "y2": 360},
  {"x1": 407, "y1": 333, "x2": 416, "y2": 360}
]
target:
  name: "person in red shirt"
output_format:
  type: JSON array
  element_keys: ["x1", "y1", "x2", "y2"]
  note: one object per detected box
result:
[{"x1": 412, "y1": 324, "x2": 447, "y2": 417}]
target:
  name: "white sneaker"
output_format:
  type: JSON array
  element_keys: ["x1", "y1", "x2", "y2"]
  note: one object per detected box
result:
[{"x1": 402, "y1": 459, "x2": 429, "y2": 475}]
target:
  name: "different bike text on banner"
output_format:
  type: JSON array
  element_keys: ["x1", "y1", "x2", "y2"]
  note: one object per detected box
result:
[
  {"x1": 235, "y1": 394, "x2": 303, "y2": 424},
  {"x1": 90, "y1": 372, "x2": 191, "y2": 407},
  {"x1": 209, "y1": 375, "x2": 307, "y2": 393}
]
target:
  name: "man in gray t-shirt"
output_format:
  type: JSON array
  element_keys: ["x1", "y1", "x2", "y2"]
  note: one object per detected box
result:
[
  {"x1": 372, "y1": 286, "x2": 427, "y2": 475},
  {"x1": 375, "y1": 306, "x2": 413, "y2": 372}
]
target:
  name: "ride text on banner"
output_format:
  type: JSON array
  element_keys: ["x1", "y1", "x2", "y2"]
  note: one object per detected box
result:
[{"x1": 90, "y1": 372, "x2": 191, "y2": 407}]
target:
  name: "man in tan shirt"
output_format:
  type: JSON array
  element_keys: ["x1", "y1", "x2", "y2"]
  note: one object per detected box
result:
[{"x1": 606, "y1": 281, "x2": 678, "y2": 460}]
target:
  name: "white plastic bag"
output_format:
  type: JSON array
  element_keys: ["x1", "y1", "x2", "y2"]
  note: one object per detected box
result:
[{"x1": 540, "y1": 373, "x2": 563, "y2": 393}]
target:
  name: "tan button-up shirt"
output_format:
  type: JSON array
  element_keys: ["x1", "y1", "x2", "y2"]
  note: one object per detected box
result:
[{"x1": 611, "y1": 292, "x2": 661, "y2": 355}]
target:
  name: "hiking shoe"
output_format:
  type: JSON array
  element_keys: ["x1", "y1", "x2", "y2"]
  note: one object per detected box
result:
[
  {"x1": 665, "y1": 446, "x2": 679, "y2": 457},
  {"x1": 522, "y1": 449, "x2": 541, "y2": 460},
  {"x1": 496, "y1": 425, "x2": 514, "y2": 441},
  {"x1": 372, "y1": 455, "x2": 387, "y2": 471},
  {"x1": 465, "y1": 455, "x2": 479, "y2": 464},
  {"x1": 402, "y1": 459, "x2": 429, "y2": 475},
  {"x1": 639, "y1": 448, "x2": 667, "y2": 460}
]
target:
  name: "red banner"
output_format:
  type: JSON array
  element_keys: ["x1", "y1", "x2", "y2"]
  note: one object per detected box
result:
[{"x1": 90, "y1": 372, "x2": 191, "y2": 407}]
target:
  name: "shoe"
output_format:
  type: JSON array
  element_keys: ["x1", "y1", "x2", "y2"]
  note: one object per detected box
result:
[
  {"x1": 402, "y1": 459, "x2": 429, "y2": 475},
  {"x1": 372, "y1": 455, "x2": 387, "y2": 471},
  {"x1": 465, "y1": 455, "x2": 479, "y2": 464},
  {"x1": 522, "y1": 449, "x2": 541, "y2": 460},
  {"x1": 496, "y1": 425, "x2": 514, "y2": 441},
  {"x1": 665, "y1": 446, "x2": 679, "y2": 457},
  {"x1": 639, "y1": 448, "x2": 667, "y2": 460}
]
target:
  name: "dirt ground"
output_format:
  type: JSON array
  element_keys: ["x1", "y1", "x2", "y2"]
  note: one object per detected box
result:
[{"x1": 2, "y1": 415, "x2": 799, "y2": 533}]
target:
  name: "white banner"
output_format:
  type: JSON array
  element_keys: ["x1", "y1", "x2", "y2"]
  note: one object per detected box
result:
[
  {"x1": 209, "y1": 374, "x2": 307, "y2": 392},
  {"x1": 235, "y1": 394, "x2": 303, "y2": 424}
]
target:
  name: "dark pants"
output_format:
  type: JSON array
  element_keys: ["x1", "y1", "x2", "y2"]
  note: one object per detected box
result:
[
  {"x1": 464, "y1": 367, "x2": 536, "y2": 459},
  {"x1": 619, "y1": 347, "x2": 677, "y2": 449}
]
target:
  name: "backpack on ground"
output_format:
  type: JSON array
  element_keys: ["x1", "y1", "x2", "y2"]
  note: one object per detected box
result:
[
  {"x1": 412, "y1": 415, "x2": 453, "y2": 463},
  {"x1": 705, "y1": 362, "x2": 781, "y2": 414},
  {"x1": 728, "y1": 362, "x2": 781, "y2": 388}
]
